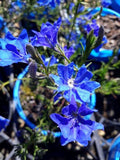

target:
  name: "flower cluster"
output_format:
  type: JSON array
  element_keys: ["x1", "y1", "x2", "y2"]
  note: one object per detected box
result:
[
  {"x1": 50, "y1": 62, "x2": 103, "y2": 145},
  {"x1": 0, "y1": 1, "x2": 104, "y2": 147}
]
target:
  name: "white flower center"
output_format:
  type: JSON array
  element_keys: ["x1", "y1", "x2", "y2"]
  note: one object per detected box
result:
[{"x1": 68, "y1": 78, "x2": 74, "y2": 88}]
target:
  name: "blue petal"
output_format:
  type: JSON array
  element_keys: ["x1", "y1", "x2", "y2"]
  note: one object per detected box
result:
[
  {"x1": 63, "y1": 89, "x2": 74, "y2": 102},
  {"x1": 31, "y1": 18, "x2": 61, "y2": 48},
  {"x1": 75, "y1": 65, "x2": 93, "y2": 84},
  {"x1": 53, "y1": 92, "x2": 62, "y2": 102},
  {"x1": 0, "y1": 29, "x2": 29, "y2": 59},
  {"x1": 49, "y1": 55, "x2": 57, "y2": 66},
  {"x1": 64, "y1": 46, "x2": 75, "y2": 59},
  {"x1": 50, "y1": 74, "x2": 64, "y2": 85},
  {"x1": 61, "y1": 122, "x2": 91, "y2": 146},
  {"x1": 41, "y1": 55, "x2": 57, "y2": 67},
  {"x1": 80, "y1": 81, "x2": 100, "y2": 92},
  {"x1": 61, "y1": 103, "x2": 77, "y2": 116},
  {"x1": 63, "y1": 88, "x2": 89, "y2": 103},
  {"x1": 76, "y1": 126, "x2": 91, "y2": 145},
  {"x1": 57, "y1": 62, "x2": 74, "y2": 82},
  {"x1": 74, "y1": 87, "x2": 90, "y2": 103},
  {"x1": 0, "y1": 116, "x2": 9, "y2": 131},
  {"x1": 18, "y1": 29, "x2": 29, "y2": 43},
  {"x1": 0, "y1": 38, "x2": 8, "y2": 49},
  {"x1": 50, "y1": 113, "x2": 68, "y2": 125},
  {"x1": 78, "y1": 116, "x2": 93, "y2": 125},
  {"x1": 37, "y1": 0, "x2": 61, "y2": 7},
  {"x1": 31, "y1": 36, "x2": 51, "y2": 48},
  {"x1": 50, "y1": 113, "x2": 71, "y2": 138},
  {"x1": 5, "y1": 31, "x2": 16, "y2": 41},
  {"x1": 92, "y1": 121, "x2": 104, "y2": 130},
  {"x1": 60, "y1": 127, "x2": 76, "y2": 146},
  {"x1": 6, "y1": 44, "x2": 19, "y2": 55},
  {"x1": 0, "y1": 50, "x2": 28, "y2": 66},
  {"x1": 78, "y1": 103, "x2": 97, "y2": 116},
  {"x1": 50, "y1": 74, "x2": 69, "y2": 91},
  {"x1": 60, "y1": 135, "x2": 73, "y2": 146},
  {"x1": 58, "y1": 85, "x2": 70, "y2": 92},
  {"x1": 82, "y1": 120, "x2": 104, "y2": 132},
  {"x1": 37, "y1": 0, "x2": 52, "y2": 6},
  {"x1": 70, "y1": 94, "x2": 78, "y2": 106}
]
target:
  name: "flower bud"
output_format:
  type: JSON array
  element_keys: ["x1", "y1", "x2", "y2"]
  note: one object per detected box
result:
[{"x1": 28, "y1": 60, "x2": 37, "y2": 78}]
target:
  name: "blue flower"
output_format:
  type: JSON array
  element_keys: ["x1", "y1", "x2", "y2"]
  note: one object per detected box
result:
[
  {"x1": 64, "y1": 46, "x2": 75, "y2": 59},
  {"x1": 50, "y1": 63, "x2": 100, "y2": 103},
  {"x1": 0, "y1": 29, "x2": 30, "y2": 66},
  {"x1": 85, "y1": 19, "x2": 100, "y2": 37},
  {"x1": 50, "y1": 97, "x2": 104, "y2": 146},
  {"x1": 0, "y1": 116, "x2": 9, "y2": 131},
  {"x1": 11, "y1": 0, "x2": 25, "y2": 9},
  {"x1": 69, "y1": 3, "x2": 75, "y2": 11},
  {"x1": 76, "y1": 13, "x2": 92, "y2": 27},
  {"x1": 101, "y1": 0, "x2": 112, "y2": 7},
  {"x1": 69, "y1": 3, "x2": 84, "y2": 13},
  {"x1": 9, "y1": 0, "x2": 25, "y2": 15},
  {"x1": 31, "y1": 18, "x2": 61, "y2": 49},
  {"x1": 41, "y1": 55, "x2": 57, "y2": 67},
  {"x1": 37, "y1": 0, "x2": 61, "y2": 8}
]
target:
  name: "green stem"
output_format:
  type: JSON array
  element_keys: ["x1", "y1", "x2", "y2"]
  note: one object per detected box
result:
[
  {"x1": 0, "y1": 77, "x2": 29, "y2": 90},
  {"x1": 67, "y1": 0, "x2": 81, "y2": 46},
  {"x1": 56, "y1": 44, "x2": 71, "y2": 64}
]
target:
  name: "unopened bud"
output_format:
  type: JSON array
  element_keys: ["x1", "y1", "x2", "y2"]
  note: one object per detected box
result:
[
  {"x1": 26, "y1": 44, "x2": 37, "y2": 61},
  {"x1": 95, "y1": 26, "x2": 104, "y2": 48},
  {"x1": 28, "y1": 60, "x2": 37, "y2": 78},
  {"x1": 26, "y1": 44, "x2": 43, "y2": 65}
]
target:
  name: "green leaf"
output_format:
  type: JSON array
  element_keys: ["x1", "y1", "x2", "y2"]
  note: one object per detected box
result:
[
  {"x1": 79, "y1": 30, "x2": 96, "y2": 66},
  {"x1": 46, "y1": 86, "x2": 57, "y2": 90}
]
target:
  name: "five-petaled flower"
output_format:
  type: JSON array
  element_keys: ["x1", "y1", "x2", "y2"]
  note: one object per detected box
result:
[
  {"x1": 50, "y1": 62, "x2": 100, "y2": 103},
  {"x1": 50, "y1": 97, "x2": 104, "y2": 146}
]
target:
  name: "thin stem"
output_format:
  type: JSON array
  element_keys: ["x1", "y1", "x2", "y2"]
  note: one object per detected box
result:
[
  {"x1": 56, "y1": 44, "x2": 71, "y2": 64},
  {"x1": 67, "y1": 0, "x2": 81, "y2": 46}
]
